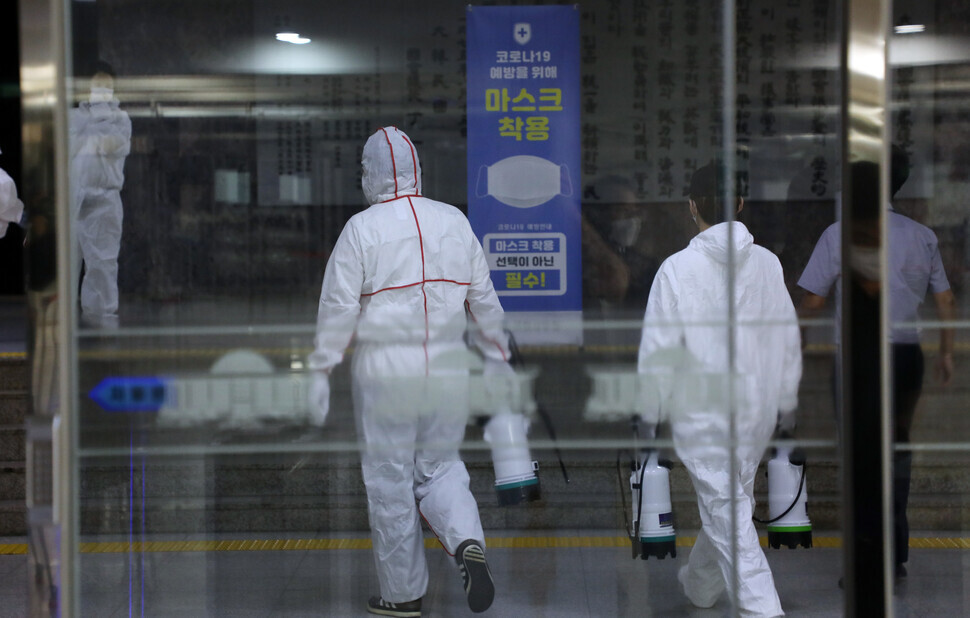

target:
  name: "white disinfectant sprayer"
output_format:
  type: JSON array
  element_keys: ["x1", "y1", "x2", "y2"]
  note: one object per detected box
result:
[
  {"x1": 478, "y1": 330, "x2": 569, "y2": 506},
  {"x1": 756, "y1": 432, "x2": 812, "y2": 549},
  {"x1": 483, "y1": 412, "x2": 541, "y2": 505},
  {"x1": 630, "y1": 449, "x2": 677, "y2": 559}
]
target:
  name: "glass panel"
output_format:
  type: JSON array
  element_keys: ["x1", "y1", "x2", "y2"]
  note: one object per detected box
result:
[
  {"x1": 885, "y1": 0, "x2": 970, "y2": 612},
  {"x1": 53, "y1": 0, "x2": 860, "y2": 616}
]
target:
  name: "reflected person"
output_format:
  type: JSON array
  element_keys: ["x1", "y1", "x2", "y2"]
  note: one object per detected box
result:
[
  {"x1": 797, "y1": 151, "x2": 956, "y2": 580},
  {"x1": 0, "y1": 146, "x2": 25, "y2": 240},
  {"x1": 637, "y1": 161, "x2": 802, "y2": 617},
  {"x1": 307, "y1": 127, "x2": 511, "y2": 617},
  {"x1": 69, "y1": 62, "x2": 131, "y2": 328},
  {"x1": 581, "y1": 175, "x2": 658, "y2": 313}
]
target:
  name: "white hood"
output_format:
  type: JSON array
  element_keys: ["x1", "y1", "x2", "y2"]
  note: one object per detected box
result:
[
  {"x1": 361, "y1": 126, "x2": 422, "y2": 204},
  {"x1": 688, "y1": 221, "x2": 753, "y2": 265}
]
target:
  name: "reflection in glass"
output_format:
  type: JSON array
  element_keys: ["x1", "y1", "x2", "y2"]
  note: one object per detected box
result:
[
  {"x1": 70, "y1": 62, "x2": 131, "y2": 329},
  {"x1": 797, "y1": 154, "x2": 956, "y2": 578}
]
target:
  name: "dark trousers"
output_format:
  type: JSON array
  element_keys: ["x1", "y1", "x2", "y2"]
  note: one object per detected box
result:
[
  {"x1": 892, "y1": 343, "x2": 924, "y2": 565},
  {"x1": 833, "y1": 342, "x2": 924, "y2": 566}
]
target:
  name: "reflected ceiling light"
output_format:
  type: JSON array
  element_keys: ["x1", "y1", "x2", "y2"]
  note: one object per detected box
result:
[
  {"x1": 894, "y1": 24, "x2": 925, "y2": 34},
  {"x1": 276, "y1": 32, "x2": 311, "y2": 45}
]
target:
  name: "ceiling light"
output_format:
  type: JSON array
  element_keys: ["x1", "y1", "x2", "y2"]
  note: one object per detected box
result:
[
  {"x1": 894, "y1": 24, "x2": 925, "y2": 34},
  {"x1": 276, "y1": 32, "x2": 311, "y2": 44}
]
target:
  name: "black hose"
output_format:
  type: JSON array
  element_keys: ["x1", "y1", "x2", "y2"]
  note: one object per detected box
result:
[
  {"x1": 507, "y1": 329, "x2": 569, "y2": 484},
  {"x1": 752, "y1": 461, "x2": 807, "y2": 525},
  {"x1": 635, "y1": 452, "x2": 648, "y2": 540},
  {"x1": 537, "y1": 405, "x2": 570, "y2": 483},
  {"x1": 617, "y1": 451, "x2": 631, "y2": 536}
]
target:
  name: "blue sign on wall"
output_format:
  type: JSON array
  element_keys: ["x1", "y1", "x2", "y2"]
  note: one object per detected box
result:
[
  {"x1": 89, "y1": 377, "x2": 169, "y2": 413},
  {"x1": 467, "y1": 5, "x2": 581, "y2": 313}
]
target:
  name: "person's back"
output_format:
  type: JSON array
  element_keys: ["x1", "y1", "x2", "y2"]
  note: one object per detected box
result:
[
  {"x1": 346, "y1": 198, "x2": 487, "y2": 367},
  {"x1": 638, "y1": 161, "x2": 800, "y2": 617},
  {"x1": 309, "y1": 127, "x2": 504, "y2": 617},
  {"x1": 640, "y1": 222, "x2": 801, "y2": 429}
]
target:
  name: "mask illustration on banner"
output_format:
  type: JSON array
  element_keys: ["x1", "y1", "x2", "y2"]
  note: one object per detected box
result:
[{"x1": 476, "y1": 155, "x2": 572, "y2": 209}]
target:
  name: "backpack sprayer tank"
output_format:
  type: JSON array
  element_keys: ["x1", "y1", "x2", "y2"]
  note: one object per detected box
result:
[
  {"x1": 630, "y1": 450, "x2": 676, "y2": 559},
  {"x1": 765, "y1": 444, "x2": 812, "y2": 549},
  {"x1": 483, "y1": 412, "x2": 541, "y2": 505}
]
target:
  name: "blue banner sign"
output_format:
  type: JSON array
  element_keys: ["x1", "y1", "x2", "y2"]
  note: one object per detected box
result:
[
  {"x1": 467, "y1": 5, "x2": 581, "y2": 313},
  {"x1": 89, "y1": 376, "x2": 169, "y2": 413}
]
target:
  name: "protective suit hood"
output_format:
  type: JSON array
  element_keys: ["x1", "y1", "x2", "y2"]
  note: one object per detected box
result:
[
  {"x1": 688, "y1": 221, "x2": 753, "y2": 265},
  {"x1": 361, "y1": 126, "x2": 422, "y2": 205}
]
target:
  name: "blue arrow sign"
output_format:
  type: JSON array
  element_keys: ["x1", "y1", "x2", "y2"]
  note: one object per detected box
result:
[{"x1": 89, "y1": 377, "x2": 170, "y2": 413}]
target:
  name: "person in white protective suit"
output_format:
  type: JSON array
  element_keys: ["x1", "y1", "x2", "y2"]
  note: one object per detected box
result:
[
  {"x1": 69, "y1": 64, "x2": 131, "y2": 328},
  {"x1": 637, "y1": 161, "x2": 802, "y2": 617},
  {"x1": 0, "y1": 147, "x2": 25, "y2": 240},
  {"x1": 308, "y1": 126, "x2": 512, "y2": 617}
]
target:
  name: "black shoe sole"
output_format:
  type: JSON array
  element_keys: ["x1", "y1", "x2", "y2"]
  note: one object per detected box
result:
[
  {"x1": 366, "y1": 596, "x2": 421, "y2": 617},
  {"x1": 366, "y1": 606, "x2": 420, "y2": 618},
  {"x1": 459, "y1": 544, "x2": 495, "y2": 613}
]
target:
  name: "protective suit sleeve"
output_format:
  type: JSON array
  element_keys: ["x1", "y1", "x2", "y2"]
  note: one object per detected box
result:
[
  {"x1": 637, "y1": 265, "x2": 683, "y2": 425},
  {"x1": 68, "y1": 109, "x2": 87, "y2": 160},
  {"x1": 100, "y1": 111, "x2": 132, "y2": 157},
  {"x1": 483, "y1": 356, "x2": 520, "y2": 413},
  {"x1": 463, "y1": 220, "x2": 510, "y2": 363},
  {"x1": 0, "y1": 168, "x2": 25, "y2": 239},
  {"x1": 308, "y1": 220, "x2": 365, "y2": 373},
  {"x1": 771, "y1": 258, "x2": 803, "y2": 413},
  {"x1": 307, "y1": 371, "x2": 330, "y2": 427}
]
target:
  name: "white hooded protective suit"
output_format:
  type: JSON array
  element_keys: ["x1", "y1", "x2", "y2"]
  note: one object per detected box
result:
[
  {"x1": 638, "y1": 221, "x2": 801, "y2": 617},
  {"x1": 0, "y1": 166, "x2": 24, "y2": 240},
  {"x1": 69, "y1": 96, "x2": 131, "y2": 327},
  {"x1": 309, "y1": 126, "x2": 510, "y2": 603}
]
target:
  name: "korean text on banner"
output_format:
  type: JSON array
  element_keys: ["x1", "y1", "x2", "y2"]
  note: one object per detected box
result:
[{"x1": 467, "y1": 5, "x2": 582, "y2": 333}]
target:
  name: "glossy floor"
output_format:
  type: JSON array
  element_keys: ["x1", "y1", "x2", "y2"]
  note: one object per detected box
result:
[{"x1": 0, "y1": 532, "x2": 967, "y2": 617}]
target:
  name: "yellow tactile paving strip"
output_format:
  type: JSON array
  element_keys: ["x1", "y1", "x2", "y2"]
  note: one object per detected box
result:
[{"x1": 0, "y1": 535, "x2": 967, "y2": 556}]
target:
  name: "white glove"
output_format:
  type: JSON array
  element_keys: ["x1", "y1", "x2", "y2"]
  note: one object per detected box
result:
[
  {"x1": 308, "y1": 371, "x2": 330, "y2": 427},
  {"x1": 483, "y1": 358, "x2": 520, "y2": 412}
]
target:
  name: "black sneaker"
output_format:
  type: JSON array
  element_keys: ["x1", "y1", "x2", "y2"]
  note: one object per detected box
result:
[
  {"x1": 366, "y1": 596, "x2": 422, "y2": 617},
  {"x1": 455, "y1": 539, "x2": 495, "y2": 613}
]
